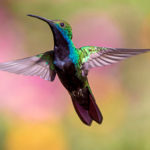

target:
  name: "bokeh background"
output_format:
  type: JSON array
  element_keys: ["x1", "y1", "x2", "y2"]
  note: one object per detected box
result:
[{"x1": 1, "y1": 0, "x2": 150, "y2": 150}]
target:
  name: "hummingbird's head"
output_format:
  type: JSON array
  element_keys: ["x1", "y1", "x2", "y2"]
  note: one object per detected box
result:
[
  {"x1": 52, "y1": 20, "x2": 73, "y2": 40},
  {"x1": 27, "y1": 14, "x2": 73, "y2": 47}
]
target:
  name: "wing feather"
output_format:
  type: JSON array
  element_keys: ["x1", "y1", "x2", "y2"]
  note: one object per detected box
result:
[
  {"x1": 79, "y1": 47, "x2": 150, "y2": 76},
  {"x1": 0, "y1": 51, "x2": 56, "y2": 81}
]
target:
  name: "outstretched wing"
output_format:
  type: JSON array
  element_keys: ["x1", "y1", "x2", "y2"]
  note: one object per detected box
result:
[
  {"x1": 0, "y1": 51, "x2": 56, "y2": 81},
  {"x1": 78, "y1": 46, "x2": 150, "y2": 76}
]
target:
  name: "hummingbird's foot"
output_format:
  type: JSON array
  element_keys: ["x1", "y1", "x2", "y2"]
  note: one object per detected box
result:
[
  {"x1": 78, "y1": 89, "x2": 84, "y2": 97},
  {"x1": 72, "y1": 89, "x2": 84, "y2": 97},
  {"x1": 72, "y1": 91, "x2": 76, "y2": 97}
]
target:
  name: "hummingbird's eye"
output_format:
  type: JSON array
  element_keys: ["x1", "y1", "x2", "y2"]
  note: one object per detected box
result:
[{"x1": 60, "y1": 22, "x2": 65, "y2": 27}]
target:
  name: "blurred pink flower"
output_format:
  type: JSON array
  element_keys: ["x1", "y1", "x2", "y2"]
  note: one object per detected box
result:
[{"x1": 71, "y1": 13, "x2": 124, "y2": 48}]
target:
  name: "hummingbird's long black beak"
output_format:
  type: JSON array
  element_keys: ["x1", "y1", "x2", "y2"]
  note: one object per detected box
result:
[
  {"x1": 27, "y1": 14, "x2": 64, "y2": 47},
  {"x1": 27, "y1": 14, "x2": 55, "y2": 27}
]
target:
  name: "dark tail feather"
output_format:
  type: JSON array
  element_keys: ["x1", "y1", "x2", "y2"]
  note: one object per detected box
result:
[
  {"x1": 72, "y1": 100, "x2": 92, "y2": 125},
  {"x1": 71, "y1": 88, "x2": 103, "y2": 126},
  {"x1": 89, "y1": 94, "x2": 103, "y2": 124}
]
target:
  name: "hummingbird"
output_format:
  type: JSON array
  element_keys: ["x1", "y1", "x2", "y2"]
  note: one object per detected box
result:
[{"x1": 0, "y1": 14, "x2": 150, "y2": 126}]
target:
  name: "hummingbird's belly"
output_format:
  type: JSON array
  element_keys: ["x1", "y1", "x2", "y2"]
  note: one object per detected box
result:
[{"x1": 55, "y1": 62, "x2": 85, "y2": 92}]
